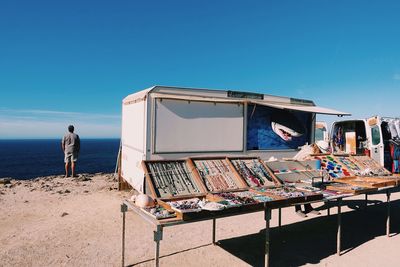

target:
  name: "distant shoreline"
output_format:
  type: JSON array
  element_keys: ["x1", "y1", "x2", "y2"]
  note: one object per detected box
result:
[{"x1": 0, "y1": 138, "x2": 120, "y2": 141}]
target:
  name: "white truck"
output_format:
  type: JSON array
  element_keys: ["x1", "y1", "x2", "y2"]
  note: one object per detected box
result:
[{"x1": 120, "y1": 85, "x2": 350, "y2": 191}]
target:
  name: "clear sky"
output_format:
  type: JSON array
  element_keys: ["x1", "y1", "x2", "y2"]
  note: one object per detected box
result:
[{"x1": 1, "y1": 0, "x2": 399, "y2": 138}]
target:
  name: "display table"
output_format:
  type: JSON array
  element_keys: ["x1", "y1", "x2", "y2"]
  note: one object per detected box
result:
[{"x1": 119, "y1": 186, "x2": 396, "y2": 267}]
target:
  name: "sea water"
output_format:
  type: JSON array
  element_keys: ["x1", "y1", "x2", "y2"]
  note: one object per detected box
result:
[{"x1": 0, "y1": 139, "x2": 120, "y2": 179}]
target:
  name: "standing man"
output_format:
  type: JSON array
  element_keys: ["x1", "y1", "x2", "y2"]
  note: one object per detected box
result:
[{"x1": 62, "y1": 125, "x2": 80, "y2": 177}]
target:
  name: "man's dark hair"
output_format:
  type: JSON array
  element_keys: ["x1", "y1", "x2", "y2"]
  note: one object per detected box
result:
[{"x1": 68, "y1": 125, "x2": 74, "y2": 133}]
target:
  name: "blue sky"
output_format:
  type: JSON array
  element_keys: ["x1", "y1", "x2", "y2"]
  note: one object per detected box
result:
[{"x1": 0, "y1": 0, "x2": 399, "y2": 138}]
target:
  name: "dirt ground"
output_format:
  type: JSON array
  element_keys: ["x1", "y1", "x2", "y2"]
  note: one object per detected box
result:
[{"x1": 1, "y1": 174, "x2": 400, "y2": 267}]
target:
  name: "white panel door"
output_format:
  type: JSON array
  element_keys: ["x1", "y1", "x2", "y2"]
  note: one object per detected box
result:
[{"x1": 154, "y1": 99, "x2": 244, "y2": 153}]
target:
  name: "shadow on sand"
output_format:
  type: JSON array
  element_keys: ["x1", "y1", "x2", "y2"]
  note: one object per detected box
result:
[{"x1": 217, "y1": 197, "x2": 400, "y2": 267}]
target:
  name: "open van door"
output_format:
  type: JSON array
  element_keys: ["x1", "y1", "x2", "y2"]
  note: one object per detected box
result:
[
  {"x1": 366, "y1": 116, "x2": 384, "y2": 165},
  {"x1": 315, "y1": 121, "x2": 329, "y2": 142}
]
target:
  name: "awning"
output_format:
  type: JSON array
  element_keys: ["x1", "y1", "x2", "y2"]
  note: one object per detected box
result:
[
  {"x1": 148, "y1": 92, "x2": 351, "y2": 116},
  {"x1": 251, "y1": 100, "x2": 351, "y2": 116}
]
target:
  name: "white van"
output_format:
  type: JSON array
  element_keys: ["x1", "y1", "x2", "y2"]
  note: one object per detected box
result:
[{"x1": 330, "y1": 116, "x2": 400, "y2": 172}]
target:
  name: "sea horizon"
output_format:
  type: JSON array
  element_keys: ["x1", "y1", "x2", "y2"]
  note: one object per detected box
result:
[{"x1": 0, "y1": 139, "x2": 121, "y2": 179}]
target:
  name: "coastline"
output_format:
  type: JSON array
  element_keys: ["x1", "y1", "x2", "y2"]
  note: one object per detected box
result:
[{"x1": 2, "y1": 174, "x2": 400, "y2": 266}]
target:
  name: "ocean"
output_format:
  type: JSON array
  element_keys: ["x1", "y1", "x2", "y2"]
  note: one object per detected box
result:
[{"x1": 0, "y1": 139, "x2": 120, "y2": 179}]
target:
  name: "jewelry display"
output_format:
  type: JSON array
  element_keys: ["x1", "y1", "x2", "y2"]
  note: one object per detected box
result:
[
  {"x1": 335, "y1": 176, "x2": 396, "y2": 188},
  {"x1": 193, "y1": 159, "x2": 240, "y2": 191},
  {"x1": 314, "y1": 155, "x2": 352, "y2": 178},
  {"x1": 215, "y1": 192, "x2": 259, "y2": 205},
  {"x1": 325, "y1": 182, "x2": 373, "y2": 194},
  {"x1": 141, "y1": 205, "x2": 176, "y2": 220},
  {"x1": 230, "y1": 159, "x2": 276, "y2": 187},
  {"x1": 351, "y1": 156, "x2": 391, "y2": 176},
  {"x1": 167, "y1": 197, "x2": 202, "y2": 213},
  {"x1": 145, "y1": 161, "x2": 201, "y2": 197},
  {"x1": 264, "y1": 160, "x2": 323, "y2": 183},
  {"x1": 256, "y1": 186, "x2": 317, "y2": 199}
]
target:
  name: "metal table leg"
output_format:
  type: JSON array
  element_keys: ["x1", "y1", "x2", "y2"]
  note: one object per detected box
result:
[
  {"x1": 365, "y1": 194, "x2": 368, "y2": 209},
  {"x1": 327, "y1": 204, "x2": 330, "y2": 216},
  {"x1": 154, "y1": 225, "x2": 163, "y2": 267},
  {"x1": 121, "y1": 204, "x2": 128, "y2": 267},
  {"x1": 212, "y1": 218, "x2": 217, "y2": 245},
  {"x1": 264, "y1": 207, "x2": 272, "y2": 267},
  {"x1": 387, "y1": 190, "x2": 391, "y2": 237},
  {"x1": 337, "y1": 198, "x2": 342, "y2": 256},
  {"x1": 278, "y1": 208, "x2": 282, "y2": 228}
]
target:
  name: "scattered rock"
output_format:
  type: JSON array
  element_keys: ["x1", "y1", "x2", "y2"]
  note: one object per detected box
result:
[
  {"x1": 61, "y1": 212, "x2": 69, "y2": 217},
  {"x1": 83, "y1": 190, "x2": 89, "y2": 193},
  {"x1": 24, "y1": 200, "x2": 29, "y2": 203},
  {"x1": 0, "y1": 178, "x2": 12, "y2": 185},
  {"x1": 64, "y1": 189, "x2": 71, "y2": 194},
  {"x1": 5, "y1": 184, "x2": 13, "y2": 189}
]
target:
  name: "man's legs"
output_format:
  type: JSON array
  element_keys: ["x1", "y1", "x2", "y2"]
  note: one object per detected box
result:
[
  {"x1": 65, "y1": 161, "x2": 69, "y2": 177},
  {"x1": 71, "y1": 161, "x2": 76, "y2": 177}
]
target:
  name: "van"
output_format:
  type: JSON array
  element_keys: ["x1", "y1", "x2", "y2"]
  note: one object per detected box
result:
[{"x1": 330, "y1": 116, "x2": 400, "y2": 173}]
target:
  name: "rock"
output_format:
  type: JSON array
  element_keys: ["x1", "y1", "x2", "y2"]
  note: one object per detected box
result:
[
  {"x1": 24, "y1": 200, "x2": 29, "y2": 203},
  {"x1": 83, "y1": 190, "x2": 89, "y2": 193},
  {"x1": 61, "y1": 212, "x2": 69, "y2": 217},
  {"x1": 5, "y1": 184, "x2": 13, "y2": 189},
  {"x1": 64, "y1": 189, "x2": 71, "y2": 194},
  {"x1": 0, "y1": 178, "x2": 12, "y2": 185}
]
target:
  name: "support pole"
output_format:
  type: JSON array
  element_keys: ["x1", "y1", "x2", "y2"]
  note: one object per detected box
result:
[
  {"x1": 365, "y1": 194, "x2": 368, "y2": 209},
  {"x1": 212, "y1": 218, "x2": 217, "y2": 245},
  {"x1": 264, "y1": 207, "x2": 272, "y2": 267},
  {"x1": 327, "y1": 204, "x2": 330, "y2": 216},
  {"x1": 387, "y1": 190, "x2": 391, "y2": 237},
  {"x1": 121, "y1": 204, "x2": 128, "y2": 267},
  {"x1": 337, "y1": 198, "x2": 342, "y2": 256},
  {"x1": 278, "y1": 208, "x2": 282, "y2": 228},
  {"x1": 154, "y1": 225, "x2": 163, "y2": 267}
]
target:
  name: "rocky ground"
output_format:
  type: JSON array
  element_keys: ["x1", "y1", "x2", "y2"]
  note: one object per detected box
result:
[{"x1": 2, "y1": 175, "x2": 400, "y2": 267}]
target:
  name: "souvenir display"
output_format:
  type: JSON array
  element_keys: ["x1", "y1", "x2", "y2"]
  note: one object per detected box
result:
[
  {"x1": 325, "y1": 182, "x2": 375, "y2": 194},
  {"x1": 232, "y1": 190, "x2": 275, "y2": 203},
  {"x1": 264, "y1": 160, "x2": 323, "y2": 183},
  {"x1": 144, "y1": 161, "x2": 201, "y2": 197},
  {"x1": 321, "y1": 189, "x2": 353, "y2": 200},
  {"x1": 132, "y1": 194, "x2": 156, "y2": 208},
  {"x1": 141, "y1": 205, "x2": 176, "y2": 220},
  {"x1": 230, "y1": 158, "x2": 277, "y2": 187},
  {"x1": 351, "y1": 156, "x2": 392, "y2": 176},
  {"x1": 264, "y1": 160, "x2": 305, "y2": 173},
  {"x1": 198, "y1": 200, "x2": 226, "y2": 211},
  {"x1": 335, "y1": 176, "x2": 396, "y2": 188},
  {"x1": 215, "y1": 192, "x2": 259, "y2": 206},
  {"x1": 313, "y1": 155, "x2": 353, "y2": 178},
  {"x1": 167, "y1": 198, "x2": 203, "y2": 213},
  {"x1": 333, "y1": 156, "x2": 361, "y2": 173},
  {"x1": 255, "y1": 186, "x2": 322, "y2": 203},
  {"x1": 193, "y1": 159, "x2": 242, "y2": 191},
  {"x1": 293, "y1": 183, "x2": 322, "y2": 193}
]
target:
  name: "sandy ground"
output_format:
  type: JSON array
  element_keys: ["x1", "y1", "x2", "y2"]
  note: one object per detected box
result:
[{"x1": 1, "y1": 175, "x2": 400, "y2": 267}]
